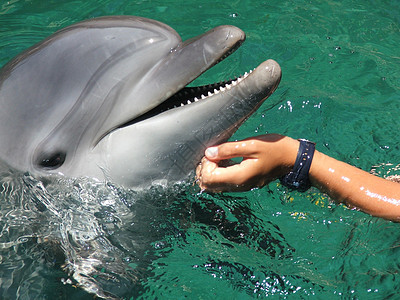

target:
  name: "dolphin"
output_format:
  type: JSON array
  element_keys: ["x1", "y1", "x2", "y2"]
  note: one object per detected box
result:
[{"x1": 0, "y1": 16, "x2": 281, "y2": 188}]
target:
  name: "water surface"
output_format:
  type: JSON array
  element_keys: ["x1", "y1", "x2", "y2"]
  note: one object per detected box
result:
[{"x1": 1, "y1": 0, "x2": 400, "y2": 298}]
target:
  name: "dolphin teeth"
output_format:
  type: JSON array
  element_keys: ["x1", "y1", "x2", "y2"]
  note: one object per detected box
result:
[{"x1": 174, "y1": 67, "x2": 256, "y2": 106}]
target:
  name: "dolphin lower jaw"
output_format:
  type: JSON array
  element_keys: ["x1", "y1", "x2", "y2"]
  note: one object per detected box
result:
[{"x1": 98, "y1": 59, "x2": 281, "y2": 187}]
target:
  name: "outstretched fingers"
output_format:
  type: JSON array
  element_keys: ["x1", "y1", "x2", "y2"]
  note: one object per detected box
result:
[{"x1": 204, "y1": 140, "x2": 259, "y2": 162}]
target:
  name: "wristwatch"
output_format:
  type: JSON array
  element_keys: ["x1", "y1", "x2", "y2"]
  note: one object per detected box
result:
[{"x1": 280, "y1": 139, "x2": 316, "y2": 192}]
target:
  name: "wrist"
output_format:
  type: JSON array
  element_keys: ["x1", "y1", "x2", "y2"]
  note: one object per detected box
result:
[
  {"x1": 279, "y1": 136, "x2": 300, "y2": 169},
  {"x1": 280, "y1": 138, "x2": 315, "y2": 192},
  {"x1": 273, "y1": 136, "x2": 300, "y2": 178}
]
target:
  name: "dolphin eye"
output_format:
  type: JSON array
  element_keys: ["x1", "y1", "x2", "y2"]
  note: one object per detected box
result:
[{"x1": 37, "y1": 152, "x2": 66, "y2": 170}]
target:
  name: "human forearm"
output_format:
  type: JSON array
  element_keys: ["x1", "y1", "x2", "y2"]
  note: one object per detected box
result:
[{"x1": 309, "y1": 150, "x2": 400, "y2": 221}]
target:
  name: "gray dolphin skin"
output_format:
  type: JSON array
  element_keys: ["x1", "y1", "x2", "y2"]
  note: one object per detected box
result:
[{"x1": 0, "y1": 16, "x2": 281, "y2": 188}]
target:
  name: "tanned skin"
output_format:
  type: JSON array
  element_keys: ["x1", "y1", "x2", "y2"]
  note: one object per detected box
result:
[{"x1": 196, "y1": 134, "x2": 400, "y2": 222}]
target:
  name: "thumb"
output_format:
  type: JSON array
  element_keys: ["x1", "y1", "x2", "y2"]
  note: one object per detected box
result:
[{"x1": 204, "y1": 141, "x2": 258, "y2": 161}]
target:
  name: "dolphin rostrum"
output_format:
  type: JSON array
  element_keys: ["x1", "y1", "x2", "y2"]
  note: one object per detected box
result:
[{"x1": 0, "y1": 16, "x2": 281, "y2": 188}]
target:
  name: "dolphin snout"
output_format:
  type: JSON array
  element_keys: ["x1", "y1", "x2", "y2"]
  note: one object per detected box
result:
[{"x1": 250, "y1": 59, "x2": 282, "y2": 93}]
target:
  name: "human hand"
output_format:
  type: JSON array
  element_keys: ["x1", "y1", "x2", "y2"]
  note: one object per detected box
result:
[{"x1": 196, "y1": 134, "x2": 299, "y2": 192}]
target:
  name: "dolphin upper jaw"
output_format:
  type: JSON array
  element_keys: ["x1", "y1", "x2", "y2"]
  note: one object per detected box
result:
[
  {"x1": 105, "y1": 25, "x2": 246, "y2": 122},
  {"x1": 87, "y1": 24, "x2": 246, "y2": 149}
]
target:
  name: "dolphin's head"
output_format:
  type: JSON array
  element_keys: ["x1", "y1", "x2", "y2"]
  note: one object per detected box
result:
[{"x1": 0, "y1": 16, "x2": 281, "y2": 188}]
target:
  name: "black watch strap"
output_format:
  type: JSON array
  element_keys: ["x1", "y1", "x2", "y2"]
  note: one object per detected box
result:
[{"x1": 280, "y1": 139, "x2": 315, "y2": 192}]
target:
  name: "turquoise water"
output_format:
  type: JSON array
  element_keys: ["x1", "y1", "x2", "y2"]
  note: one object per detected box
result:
[{"x1": 1, "y1": 0, "x2": 400, "y2": 299}]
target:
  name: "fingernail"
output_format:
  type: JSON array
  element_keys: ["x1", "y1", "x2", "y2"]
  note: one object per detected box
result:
[{"x1": 205, "y1": 147, "x2": 218, "y2": 158}]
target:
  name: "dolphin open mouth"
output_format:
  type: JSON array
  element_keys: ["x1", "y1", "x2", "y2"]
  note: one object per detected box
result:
[
  {"x1": 124, "y1": 70, "x2": 251, "y2": 126},
  {"x1": 162, "y1": 72, "x2": 251, "y2": 109}
]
